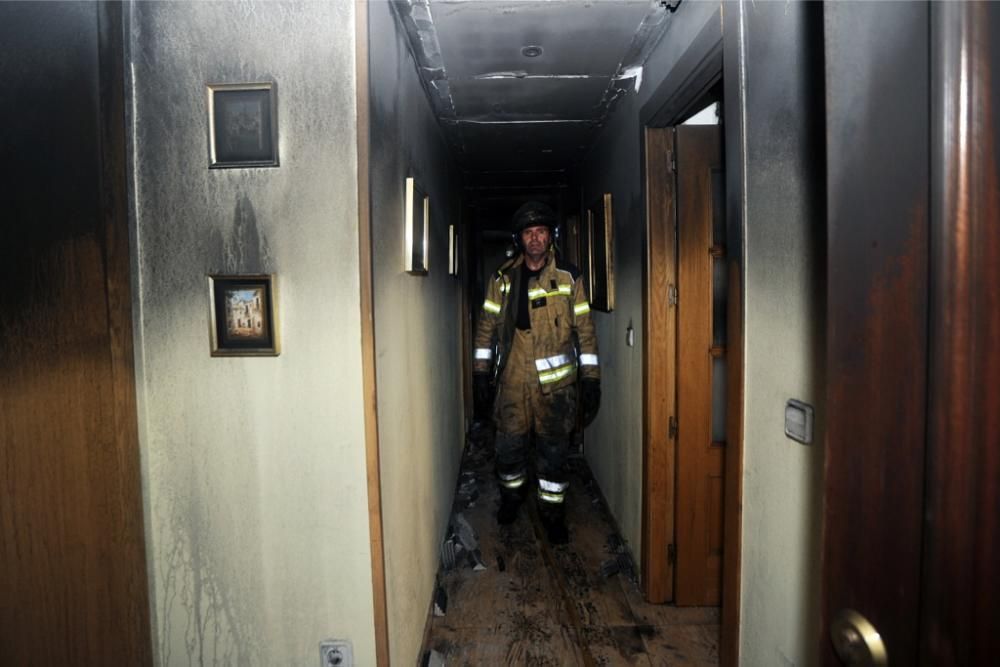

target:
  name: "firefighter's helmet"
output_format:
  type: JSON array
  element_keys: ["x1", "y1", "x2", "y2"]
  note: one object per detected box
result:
[{"x1": 511, "y1": 201, "x2": 556, "y2": 235}]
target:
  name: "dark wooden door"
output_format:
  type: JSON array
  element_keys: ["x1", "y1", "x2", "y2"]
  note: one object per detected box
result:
[
  {"x1": 823, "y1": 2, "x2": 1000, "y2": 663},
  {"x1": 0, "y1": 2, "x2": 153, "y2": 664}
]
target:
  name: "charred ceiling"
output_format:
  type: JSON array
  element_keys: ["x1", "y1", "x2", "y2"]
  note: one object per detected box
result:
[{"x1": 391, "y1": 0, "x2": 676, "y2": 176}]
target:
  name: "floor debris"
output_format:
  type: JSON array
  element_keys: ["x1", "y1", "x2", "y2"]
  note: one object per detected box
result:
[
  {"x1": 424, "y1": 433, "x2": 721, "y2": 665},
  {"x1": 433, "y1": 585, "x2": 448, "y2": 617},
  {"x1": 599, "y1": 533, "x2": 638, "y2": 582},
  {"x1": 440, "y1": 511, "x2": 488, "y2": 572},
  {"x1": 421, "y1": 648, "x2": 446, "y2": 667}
]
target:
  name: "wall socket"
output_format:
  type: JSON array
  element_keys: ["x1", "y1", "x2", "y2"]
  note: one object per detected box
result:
[{"x1": 319, "y1": 640, "x2": 352, "y2": 667}]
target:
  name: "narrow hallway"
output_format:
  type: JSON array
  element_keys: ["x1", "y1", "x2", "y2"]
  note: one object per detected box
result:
[{"x1": 421, "y1": 428, "x2": 719, "y2": 666}]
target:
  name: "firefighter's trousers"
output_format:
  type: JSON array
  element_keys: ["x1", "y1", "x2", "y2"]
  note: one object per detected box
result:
[{"x1": 493, "y1": 329, "x2": 577, "y2": 505}]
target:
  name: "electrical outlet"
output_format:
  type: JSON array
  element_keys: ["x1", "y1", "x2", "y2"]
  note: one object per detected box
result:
[{"x1": 319, "y1": 640, "x2": 353, "y2": 667}]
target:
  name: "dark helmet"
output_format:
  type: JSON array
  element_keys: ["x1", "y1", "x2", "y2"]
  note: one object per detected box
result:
[{"x1": 511, "y1": 201, "x2": 556, "y2": 235}]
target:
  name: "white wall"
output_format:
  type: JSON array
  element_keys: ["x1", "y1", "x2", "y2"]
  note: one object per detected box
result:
[
  {"x1": 368, "y1": 2, "x2": 465, "y2": 664},
  {"x1": 127, "y1": 2, "x2": 376, "y2": 664}
]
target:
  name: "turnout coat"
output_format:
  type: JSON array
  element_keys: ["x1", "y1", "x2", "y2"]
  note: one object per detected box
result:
[{"x1": 473, "y1": 252, "x2": 600, "y2": 394}]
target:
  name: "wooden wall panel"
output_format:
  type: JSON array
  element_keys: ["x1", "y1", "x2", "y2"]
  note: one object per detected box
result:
[{"x1": 0, "y1": 3, "x2": 152, "y2": 664}]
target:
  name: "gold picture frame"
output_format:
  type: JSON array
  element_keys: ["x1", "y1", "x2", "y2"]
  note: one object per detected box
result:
[
  {"x1": 206, "y1": 82, "x2": 279, "y2": 169},
  {"x1": 585, "y1": 193, "x2": 615, "y2": 312},
  {"x1": 208, "y1": 274, "x2": 280, "y2": 356},
  {"x1": 404, "y1": 177, "x2": 429, "y2": 274}
]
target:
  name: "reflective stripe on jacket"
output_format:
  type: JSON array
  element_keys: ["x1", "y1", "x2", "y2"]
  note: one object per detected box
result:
[{"x1": 473, "y1": 252, "x2": 600, "y2": 393}]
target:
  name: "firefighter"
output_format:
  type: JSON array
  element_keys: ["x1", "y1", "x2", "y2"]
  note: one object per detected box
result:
[{"x1": 472, "y1": 201, "x2": 601, "y2": 544}]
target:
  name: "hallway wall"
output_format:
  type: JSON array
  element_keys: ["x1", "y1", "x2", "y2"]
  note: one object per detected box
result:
[
  {"x1": 368, "y1": 2, "x2": 465, "y2": 664},
  {"x1": 127, "y1": 3, "x2": 376, "y2": 664},
  {"x1": 724, "y1": 3, "x2": 825, "y2": 665},
  {"x1": 580, "y1": 2, "x2": 825, "y2": 665},
  {"x1": 578, "y1": 0, "x2": 722, "y2": 571}
]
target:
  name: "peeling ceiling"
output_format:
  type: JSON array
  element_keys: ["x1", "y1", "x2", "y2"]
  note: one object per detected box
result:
[{"x1": 392, "y1": 0, "x2": 676, "y2": 175}]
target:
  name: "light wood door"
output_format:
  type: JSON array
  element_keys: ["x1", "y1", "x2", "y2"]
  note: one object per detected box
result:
[
  {"x1": 642, "y1": 127, "x2": 678, "y2": 602},
  {"x1": 674, "y1": 125, "x2": 724, "y2": 606}
]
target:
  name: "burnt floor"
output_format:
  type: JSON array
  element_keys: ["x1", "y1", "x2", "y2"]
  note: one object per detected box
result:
[{"x1": 421, "y1": 428, "x2": 719, "y2": 666}]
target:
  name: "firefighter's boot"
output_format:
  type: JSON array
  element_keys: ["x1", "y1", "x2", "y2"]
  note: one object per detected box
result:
[
  {"x1": 497, "y1": 486, "x2": 525, "y2": 525},
  {"x1": 538, "y1": 501, "x2": 569, "y2": 545}
]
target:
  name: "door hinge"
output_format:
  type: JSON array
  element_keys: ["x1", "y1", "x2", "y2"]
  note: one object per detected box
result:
[
  {"x1": 667, "y1": 284, "x2": 678, "y2": 306},
  {"x1": 667, "y1": 543, "x2": 676, "y2": 566},
  {"x1": 667, "y1": 150, "x2": 676, "y2": 173},
  {"x1": 668, "y1": 415, "x2": 678, "y2": 439}
]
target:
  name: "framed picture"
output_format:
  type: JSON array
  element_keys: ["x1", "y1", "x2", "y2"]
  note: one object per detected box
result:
[
  {"x1": 207, "y1": 82, "x2": 279, "y2": 168},
  {"x1": 208, "y1": 274, "x2": 280, "y2": 356},
  {"x1": 448, "y1": 224, "x2": 459, "y2": 276},
  {"x1": 585, "y1": 193, "x2": 615, "y2": 312},
  {"x1": 405, "y1": 177, "x2": 429, "y2": 274}
]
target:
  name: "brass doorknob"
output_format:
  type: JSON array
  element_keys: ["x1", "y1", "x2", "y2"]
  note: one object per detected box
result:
[{"x1": 831, "y1": 609, "x2": 888, "y2": 666}]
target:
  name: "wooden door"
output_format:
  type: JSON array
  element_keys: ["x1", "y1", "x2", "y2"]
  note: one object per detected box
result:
[
  {"x1": 642, "y1": 125, "x2": 725, "y2": 606},
  {"x1": 674, "y1": 125, "x2": 725, "y2": 606},
  {"x1": 642, "y1": 127, "x2": 679, "y2": 602},
  {"x1": 823, "y1": 2, "x2": 1000, "y2": 663},
  {"x1": 0, "y1": 3, "x2": 153, "y2": 664}
]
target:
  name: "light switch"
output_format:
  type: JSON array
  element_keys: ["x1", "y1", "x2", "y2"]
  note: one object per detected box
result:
[{"x1": 784, "y1": 399, "x2": 814, "y2": 444}]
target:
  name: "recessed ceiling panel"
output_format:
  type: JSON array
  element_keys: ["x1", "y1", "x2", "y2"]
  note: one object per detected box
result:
[
  {"x1": 450, "y1": 77, "x2": 612, "y2": 121},
  {"x1": 454, "y1": 120, "x2": 596, "y2": 171},
  {"x1": 392, "y1": 0, "x2": 673, "y2": 173},
  {"x1": 430, "y1": 0, "x2": 653, "y2": 78}
]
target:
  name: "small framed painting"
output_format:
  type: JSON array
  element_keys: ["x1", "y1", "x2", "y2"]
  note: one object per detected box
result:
[
  {"x1": 207, "y1": 82, "x2": 279, "y2": 168},
  {"x1": 208, "y1": 274, "x2": 280, "y2": 356},
  {"x1": 404, "y1": 177, "x2": 429, "y2": 274}
]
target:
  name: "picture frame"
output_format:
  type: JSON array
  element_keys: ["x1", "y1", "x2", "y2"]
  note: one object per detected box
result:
[
  {"x1": 207, "y1": 82, "x2": 279, "y2": 168},
  {"x1": 405, "y1": 177, "x2": 429, "y2": 274},
  {"x1": 208, "y1": 274, "x2": 280, "y2": 356},
  {"x1": 585, "y1": 193, "x2": 615, "y2": 312},
  {"x1": 448, "y1": 224, "x2": 459, "y2": 276}
]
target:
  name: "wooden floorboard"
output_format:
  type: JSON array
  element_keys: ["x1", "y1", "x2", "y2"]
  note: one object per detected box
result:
[{"x1": 422, "y1": 432, "x2": 720, "y2": 665}]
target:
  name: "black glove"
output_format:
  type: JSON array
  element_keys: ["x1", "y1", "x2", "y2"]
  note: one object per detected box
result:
[
  {"x1": 580, "y1": 378, "x2": 601, "y2": 427},
  {"x1": 473, "y1": 373, "x2": 493, "y2": 418}
]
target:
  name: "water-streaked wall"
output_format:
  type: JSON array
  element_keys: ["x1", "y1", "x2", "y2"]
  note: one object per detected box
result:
[{"x1": 127, "y1": 2, "x2": 376, "y2": 663}]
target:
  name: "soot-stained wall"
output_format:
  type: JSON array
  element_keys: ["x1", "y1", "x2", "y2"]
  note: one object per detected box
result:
[
  {"x1": 127, "y1": 3, "x2": 376, "y2": 664},
  {"x1": 368, "y1": 2, "x2": 465, "y2": 663},
  {"x1": 726, "y1": 3, "x2": 825, "y2": 664},
  {"x1": 580, "y1": 2, "x2": 825, "y2": 664}
]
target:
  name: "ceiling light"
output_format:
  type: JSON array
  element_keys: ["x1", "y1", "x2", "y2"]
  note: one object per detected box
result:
[{"x1": 521, "y1": 45, "x2": 543, "y2": 58}]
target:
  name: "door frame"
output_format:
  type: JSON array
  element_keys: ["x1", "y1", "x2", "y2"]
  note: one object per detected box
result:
[
  {"x1": 638, "y1": 7, "x2": 745, "y2": 665},
  {"x1": 355, "y1": 2, "x2": 391, "y2": 664},
  {"x1": 822, "y1": 2, "x2": 1000, "y2": 663}
]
